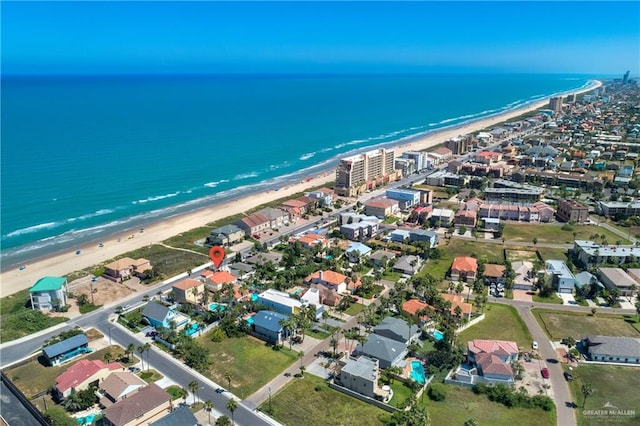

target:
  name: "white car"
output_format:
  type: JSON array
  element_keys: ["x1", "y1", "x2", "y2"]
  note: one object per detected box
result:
[{"x1": 532, "y1": 341, "x2": 539, "y2": 350}]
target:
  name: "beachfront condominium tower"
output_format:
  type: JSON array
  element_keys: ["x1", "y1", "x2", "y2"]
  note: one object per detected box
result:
[
  {"x1": 335, "y1": 148, "x2": 396, "y2": 197},
  {"x1": 623, "y1": 70, "x2": 630, "y2": 85},
  {"x1": 548, "y1": 96, "x2": 563, "y2": 113}
]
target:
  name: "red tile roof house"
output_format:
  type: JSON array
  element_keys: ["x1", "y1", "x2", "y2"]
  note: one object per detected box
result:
[
  {"x1": 450, "y1": 256, "x2": 478, "y2": 282},
  {"x1": 54, "y1": 359, "x2": 124, "y2": 399},
  {"x1": 466, "y1": 339, "x2": 519, "y2": 385},
  {"x1": 401, "y1": 299, "x2": 432, "y2": 326},
  {"x1": 102, "y1": 383, "x2": 172, "y2": 426},
  {"x1": 306, "y1": 270, "x2": 349, "y2": 294},
  {"x1": 205, "y1": 270, "x2": 237, "y2": 291},
  {"x1": 234, "y1": 213, "x2": 271, "y2": 236}
]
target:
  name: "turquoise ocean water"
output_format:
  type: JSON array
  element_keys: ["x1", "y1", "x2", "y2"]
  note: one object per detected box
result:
[{"x1": 1, "y1": 73, "x2": 594, "y2": 266}]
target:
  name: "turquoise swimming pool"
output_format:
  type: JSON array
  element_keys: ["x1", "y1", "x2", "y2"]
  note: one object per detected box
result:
[
  {"x1": 246, "y1": 315, "x2": 255, "y2": 325},
  {"x1": 433, "y1": 330, "x2": 444, "y2": 341},
  {"x1": 292, "y1": 288, "x2": 302, "y2": 295},
  {"x1": 410, "y1": 360, "x2": 426, "y2": 384},
  {"x1": 251, "y1": 293, "x2": 258, "y2": 302},
  {"x1": 184, "y1": 322, "x2": 199, "y2": 336},
  {"x1": 76, "y1": 413, "x2": 96, "y2": 425},
  {"x1": 208, "y1": 303, "x2": 226, "y2": 312}
]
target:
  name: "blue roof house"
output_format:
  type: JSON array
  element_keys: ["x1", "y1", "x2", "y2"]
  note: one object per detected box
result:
[
  {"x1": 142, "y1": 301, "x2": 189, "y2": 330},
  {"x1": 345, "y1": 242, "x2": 372, "y2": 263},
  {"x1": 252, "y1": 310, "x2": 289, "y2": 346},
  {"x1": 545, "y1": 260, "x2": 576, "y2": 294},
  {"x1": 42, "y1": 334, "x2": 90, "y2": 366}
]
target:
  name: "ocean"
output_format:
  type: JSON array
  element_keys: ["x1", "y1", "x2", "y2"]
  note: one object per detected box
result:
[{"x1": 1, "y1": 73, "x2": 594, "y2": 266}]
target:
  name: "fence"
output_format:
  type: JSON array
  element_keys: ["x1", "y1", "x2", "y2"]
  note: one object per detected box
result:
[
  {"x1": 455, "y1": 313, "x2": 485, "y2": 333},
  {"x1": 1, "y1": 371, "x2": 49, "y2": 425},
  {"x1": 328, "y1": 381, "x2": 397, "y2": 413}
]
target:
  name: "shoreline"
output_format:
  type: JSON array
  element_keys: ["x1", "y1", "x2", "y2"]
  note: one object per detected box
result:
[{"x1": 0, "y1": 80, "x2": 602, "y2": 297}]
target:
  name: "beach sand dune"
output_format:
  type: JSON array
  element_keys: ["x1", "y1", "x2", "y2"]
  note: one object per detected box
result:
[{"x1": 0, "y1": 81, "x2": 601, "y2": 297}]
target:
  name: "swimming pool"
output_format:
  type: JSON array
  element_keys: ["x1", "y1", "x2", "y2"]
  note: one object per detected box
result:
[
  {"x1": 76, "y1": 414, "x2": 96, "y2": 425},
  {"x1": 410, "y1": 360, "x2": 426, "y2": 384},
  {"x1": 292, "y1": 288, "x2": 302, "y2": 295},
  {"x1": 433, "y1": 330, "x2": 444, "y2": 341},
  {"x1": 184, "y1": 322, "x2": 199, "y2": 336},
  {"x1": 208, "y1": 303, "x2": 226, "y2": 312},
  {"x1": 246, "y1": 315, "x2": 255, "y2": 325},
  {"x1": 251, "y1": 293, "x2": 258, "y2": 302}
]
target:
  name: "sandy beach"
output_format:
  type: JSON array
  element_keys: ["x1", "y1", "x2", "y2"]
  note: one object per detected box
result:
[{"x1": 0, "y1": 81, "x2": 601, "y2": 297}]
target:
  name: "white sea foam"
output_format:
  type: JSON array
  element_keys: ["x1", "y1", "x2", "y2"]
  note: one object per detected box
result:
[
  {"x1": 204, "y1": 179, "x2": 230, "y2": 188},
  {"x1": 300, "y1": 152, "x2": 316, "y2": 160},
  {"x1": 233, "y1": 171, "x2": 259, "y2": 180},
  {"x1": 5, "y1": 222, "x2": 60, "y2": 238},
  {"x1": 136, "y1": 192, "x2": 180, "y2": 204}
]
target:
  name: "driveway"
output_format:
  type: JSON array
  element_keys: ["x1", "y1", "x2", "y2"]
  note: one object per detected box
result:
[{"x1": 513, "y1": 290, "x2": 533, "y2": 302}]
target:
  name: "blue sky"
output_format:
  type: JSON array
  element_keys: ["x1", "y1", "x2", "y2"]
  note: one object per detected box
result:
[{"x1": 2, "y1": 1, "x2": 639, "y2": 75}]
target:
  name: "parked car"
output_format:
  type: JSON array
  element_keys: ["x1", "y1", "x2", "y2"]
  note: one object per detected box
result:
[
  {"x1": 563, "y1": 371, "x2": 573, "y2": 381},
  {"x1": 215, "y1": 388, "x2": 225, "y2": 394},
  {"x1": 532, "y1": 341, "x2": 539, "y2": 350},
  {"x1": 146, "y1": 331, "x2": 159, "y2": 337},
  {"x1": 129, "y1": 367, "x2": 141, "y2": 373},
  {"x1": 541, "y1": 368, "x2": 550, "y2": 379}
]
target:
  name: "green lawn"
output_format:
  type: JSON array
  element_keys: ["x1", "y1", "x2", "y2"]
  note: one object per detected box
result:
[
  {"x1": 532, "y1": 293, "x2": 563, "y2": 304},
  {"x1": 567, "y1": 364, "x2": 640, "y2": 426},
  {"x1": 138, "y1": 369, "x2": 163, "y2": 383},
  {"x1": 421, "y1": 384, "x2": 556, "y2": 426},
  {"x1": 505, "y1": 249, "x2": 539, "y2": 263},
  {"x1": 263, "y1": 374, "x2": 387, "y2": 426},
  {"x1": 423, "y1": 239, "x2": 505, "y2": 281},
  {"x1": 536, "y1": 247, "x2": 570, "y2": 262},
  {"x1": 503, "y1": 224, "x2": 628, "y2": 245},
  {"x1": 0, "y1": 289, "x2": 69, "y2": 343},
  {"x1": 457, "y1": 303, "x2": 532, "y2": 348},
  {"x1": 344, "y1": 303, "x2": 366, "y2": 316},
  {"x1": 199, "y1": 334, "x2": 297, "y2": 398},
  {"x1": 533, "y1": 309, "x2": 640, "y2": 340},
  {"x1": 381, "y1": 271, "x2": 402, "y2": 283},
  {"x1": 165, "y1": 385, "x2": 185, "y2": 400},
  {"x1": 387, "y1": 381, "x2": 414, "y2": 408}
]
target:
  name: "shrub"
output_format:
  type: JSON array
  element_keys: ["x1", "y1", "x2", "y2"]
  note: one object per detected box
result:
[{"x1": 427, "y1": 383, "x2": 447, "y2": 401}]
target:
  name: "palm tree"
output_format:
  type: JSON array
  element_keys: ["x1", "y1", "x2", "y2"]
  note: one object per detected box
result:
[
  {"x1": 180, "y1": 387, "x2": 188, "y2": 405},
  {"x1": 188, "y1": 380, "x2": 199, "y2": 404},
  {"x1": 216, "y1": 416, "x2": 232, "y2": 426},
  {"x1": 224, "y1": 372, "x2": 232, "y2": 392},
  {"x1": 137, "y1": 345, "x2": 145, "y2": 370},
  {"x1": 103, "y1": 352, "x2": 113, "y2": 363},
  {"x1": 329, "y1": 332, "x2": 340, "y2": 357},
  {"x1": 298, "y1": 350, "x2": 305, "y2": 375},
  {"x1": 143, "y1": 343, "x2": 151, "y2": 371},
  {"x1": 226, "y1": 398, "x2": 238, "y2": 425},
  {"x1": 582, "y1": 383, "x2": 594, "y2": 408},
  {"x1": 204, "y1": 400, "x2": 214, "y2": 425},
  {"x1": 126, "y1": 343, "x2": 135, "y2": 362}
]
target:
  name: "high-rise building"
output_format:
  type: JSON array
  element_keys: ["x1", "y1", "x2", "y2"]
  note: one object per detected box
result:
[
  {"x1": 623, "y1": 70, "x2": 630, "y2": 85},
  {"x1": 549, "y1": 96, "x2": 564, "y2": 113},
  {"x1": 566, "y1": 93, "x2": 577, "y2": 103},
  {"x1": 335, "y1": 148, "x2": 396, "y2": 196},
  {"x1": 446, "y1": 135, "x2": 473, "y2": 155}
]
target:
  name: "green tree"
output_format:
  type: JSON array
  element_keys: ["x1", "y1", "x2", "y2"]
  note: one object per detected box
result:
[
  {"x1": 204, "y1": 400, "x2": 214, "y2": 425},
  {"x1": 188, "y1": 380, "x2": 199, "y2": 404},
  {"x1": 582, "y1": 383, "x2": 594, "y2": 408},
  {"x1": 216, "y1": 416, "x2": 232, "y2": 426},
  {"x1": 226, "y1": 398, "x2": 238, "y2": 425},
  {"x1": 43, "y1": 406, "x2": 76, "y2": 426},
  {"x1": 224, "y1": 372, "x2": 233, "y2": 391}
]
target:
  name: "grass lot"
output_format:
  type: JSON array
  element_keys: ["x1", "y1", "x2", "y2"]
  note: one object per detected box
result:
[
  {"x1": 506, "y1": 249, "x2": 539, "y2": 263},
  {"x1": 306, "y1": 328, "x2": 331, "y2": 339},
  {"x1": 421, "y1": 384, "x2": 555, "y2": 426},
  {"x1": 138, "y1": 369, "x2": 163, "y2": 383},
  {"x1": 381, "y1": 270, "x2": 402, "y2": 282},
  {"x1": 0, "y1": 289, "x2": 69, "y2": 343},
  {"x1": 533, "y1": 309, "x2": 640, "y2": 340},
  {"x1": 423, "y1": 239, "x2": 505, "y2": 281},
  {"x1": 568, "y1": 364, "x2": 640, "y2": 426},
  {"x1": 458, "y1": 303, "x2": 532, "y2": 348},
  {"x1": 503, "y1": 224, "x2": 629, "y2": 245},
  {"x1": 199, "y1": 334, "x2": 297, "y2": 398},
  {"x1": 344, "y1": 303, "x2": 366, "y2": 316},
  {"x1": 536, "y1": 247, "x2": 570, "y2": 262},
  {"x1": 532, "y1": 293, "x2": 563, "y2": 304},
  {"x1": 5, "y1": 346, "x2": 130, "y2": 399},
  {"x1": 387, "y1": 381, "x2": 414, "y2": 408},
  {"x1": 263, "y1": 374, "x2": 387, "y2": 426},
  {"x1": 165, "y1": 385, "x2": 185, "y2": 400}
]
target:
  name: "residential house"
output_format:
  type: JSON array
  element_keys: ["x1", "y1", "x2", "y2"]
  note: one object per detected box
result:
[
  {"x1": 290, "y1": 233, "x2": 330, "y2": 250},
  {"x1": 389, "y1": 229, "x2": 410, "y2": 243},
  {"x1": 408, "y1": 229, "x2": 438, "y2": 248},
  {"x1": 254, "y1": 207, "x2": 290, "y2": 229},
  {"x1": 171, "y1": 279, "x2": 204, "y2": 305},
  {"x1": 345, "y1": 242, "x2": 372, "y2": 263},
  {"x1": 454, "y1": 210, "x2": 477, "y2": 228},
  {"x1": 369, "y1": 250, "x2": 396, "y2": 267},
  {"x1": 103, "y1": 257, "x2": 152, "y2": 283},
  {"x1": 102, "y1": 383, "x2": 171, "y2": 426},
  {"x1": 206, "y1": 224, "x2": 245, "y2": 246},
  {"x1": 467, "y1": 339, "x2": 519, "y2": 385},
  {"x1": 555, "y1": 199, "x2": 589, "y2": 223},
  {"x1": 574, "y1": 271, "x2": 602, "y2": 294},
  {"x1": 440, "y1": 294, "x2": 473, "y2": 322},
  {"x1": 364, "y1": 198, "x2": 400, "y2": 218},
  {"x1": 431, "y1": 208, "x2": 455, "y2": 227},
  {"x1": 252, "y1": 310, "x2": 289, "y2": 345},
  {"x1": 582, "y1": 335, "x2": 640, "y2": 364},
  {"x1": 54, "y1": 359, "x2": 123, "y2": 399},
  {"x1": 42, "y1": 334, "x2": 90, "y2": 366},
  {"x1": 597, "y1": 267, "x2": 637, "y2": 296},
  {"x1": 310, "y1": 284, "x2": 343, "y2": 307},
  {"x1": 340, "y1": 220, "x2": 379, "y2": 242},
  {"x1": 450, "y1": 256, "x2": 478, "y2": 282},
  {"x1": 545, "y1": 260, "x2": 576, "y2": 293},
  {"x1": 99, "y1": 372, "x2": 147, "y2": 407},
  {"x1": 281, "y1": 197, "x2": 317, "y2": 217},
  {"x1": 234, "y1": 213, "x2": 271, "y2": 236},
  {"x1": 306, "y1": 270, "x2": 348, "y2": 294},
  {"x1": 573, "y1": 240, "x2": 640, "y2": 267},
  {"x1": 373, "y1": 317, "x2": 421, "y2": 345},
  {"x1": 393, "y1": 255, "x2": 421, "y2": 276},
  {"x1": 257, "y1": 288, "x2": 303, "y2": 316},
  {"x1": 149, "y1": 406, "x2": 198, "y2": 426},
  {"x1": 142, "y1": 302, "x2": 190, "y2": 330},
  {"x1": 205, "y1": 270, "x2": 237, "y2": 290},
  {"x1": 29, "y1": 276, "x2": 68, "y2": 311},
  {"x1": 385, "y1": 188, "x2": 421, "y2": 210},
  {"x1": 355, "y1": 334, "x2": 408, "y2": 369},
  {"x1": 227, "y1": 262, "x2": 254, "y2": 280},
  {"x1": 245, "y1": 251, "x2": 283, "y2": 265},
  {"x1": 512, "y1": 261, "x2": 535, "y2": 291},
  {"x1": 337, "y1": 356, "x2": 382, "y2": 399},
  {"x1": 401, "y1": 299, "x2": 431, "y2": 325},
  {"x1": 483, "y1": 264, "x2": 506, "y2": 285},
  {"x1": 306, "y1": 188, "x2": 335, "y2": 207}
]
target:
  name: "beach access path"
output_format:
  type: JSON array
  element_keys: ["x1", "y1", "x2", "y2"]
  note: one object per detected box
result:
[{"x1": 0, "y1": 80, "x2": 602, "y2": 297}]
